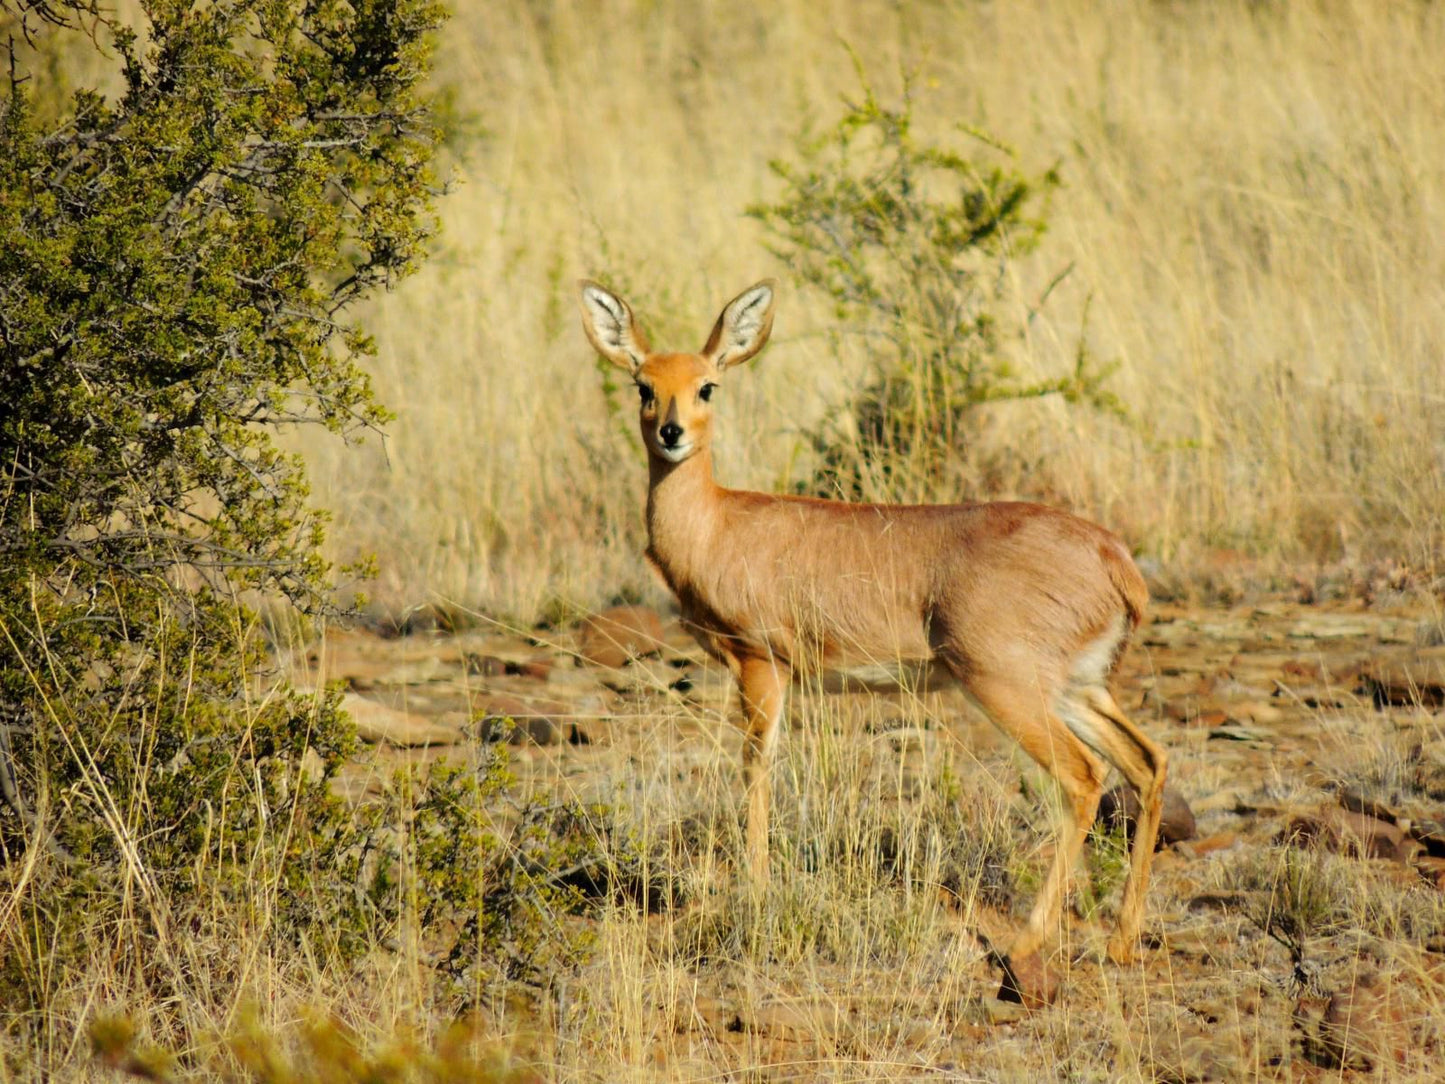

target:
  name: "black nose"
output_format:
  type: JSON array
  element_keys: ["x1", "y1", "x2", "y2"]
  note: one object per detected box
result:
[{"x1": 659, "y1": 422, "x2": 684, "y2": 447}]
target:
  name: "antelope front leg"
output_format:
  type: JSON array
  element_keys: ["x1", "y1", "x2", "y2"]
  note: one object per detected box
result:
[{"x1": 737, "y1": 655, "x2": 787, "y2": 885}]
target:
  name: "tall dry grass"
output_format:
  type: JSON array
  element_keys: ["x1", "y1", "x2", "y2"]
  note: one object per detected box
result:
[{"x1": 299, "y1": 0, "x2": 1445, "y2": 621}]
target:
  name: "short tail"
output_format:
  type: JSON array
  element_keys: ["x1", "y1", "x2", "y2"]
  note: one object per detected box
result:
[{"x1": 1105, "y1": 539, "x2": 1149, "y2": 630}]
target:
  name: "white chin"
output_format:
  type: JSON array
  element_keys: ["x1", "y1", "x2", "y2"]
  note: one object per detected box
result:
[{"x1": 654, "y1": 442, "x2": 693, "y2": 463}]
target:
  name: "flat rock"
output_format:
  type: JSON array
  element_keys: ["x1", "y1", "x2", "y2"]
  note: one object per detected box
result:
[
  {"x1": 1143, "y1": 619, "x2": 1252, "y2": 647},
  {"x1": 1208, "y1": 723, "x2": 1272, "y2": 744},
  {"x1": 1287, "y1": 616, "x2": 1376, "y2": 640},
  {"x1": 342, "y1": 693, "x2": 462, "y2": 746},
  {"x1": 1331, "y1": 810, "x2": 1406, "y2": 860},
  {"x1": 578, "y1": 605, "x2": 667, "y2": 668},
  {"x1": 1409, "y1": 851, "x2": 1445, "y2": 888},
  {"x1": 1361, "y1": 647, "x2": 1445, "y2": 708}
]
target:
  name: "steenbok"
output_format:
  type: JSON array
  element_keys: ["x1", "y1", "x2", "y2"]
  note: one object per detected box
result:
[{"x1": 579, "y1": 278, "x2": 1166, "y2": 965}]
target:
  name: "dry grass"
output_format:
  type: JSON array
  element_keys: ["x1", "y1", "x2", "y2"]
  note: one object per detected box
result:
[
  {"x1": 11, "y1": 600, "x2": 1445, "y2": 1080},
  {"x1": 27, "y1": 634, "x2": 1445, "y2": 1081},
  {"x1": 297, "y1": 0, "x2": 1445, "y2": 621}
]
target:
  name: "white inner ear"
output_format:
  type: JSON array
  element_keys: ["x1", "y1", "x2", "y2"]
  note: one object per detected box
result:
[
  {"x1": 583, "y1": 287, "x2": 631, "y2": 351},
  {"x1": 725, "y1": 285, "x2": 772, "y2": 346}
]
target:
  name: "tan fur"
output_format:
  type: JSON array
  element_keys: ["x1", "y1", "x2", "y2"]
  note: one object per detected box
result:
[{"x1": 579, "y1": 279, "x2": 1167, "y2": 966}]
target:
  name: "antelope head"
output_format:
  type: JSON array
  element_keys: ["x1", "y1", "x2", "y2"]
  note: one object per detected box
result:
[{"x1": 579, "y1": 280, "x2": 776, "y2": 465}]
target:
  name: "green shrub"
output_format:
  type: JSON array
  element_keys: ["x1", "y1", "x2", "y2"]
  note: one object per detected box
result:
[
  {"x1": 0, "y1": 0, "x2": 444, "y2": 1009},
  {"x1": 400, "y1": 750, "x2": 638, "y2": 996},
  {"x1": 750, "y1": 65, "x2": 1124, "y2": 503}
]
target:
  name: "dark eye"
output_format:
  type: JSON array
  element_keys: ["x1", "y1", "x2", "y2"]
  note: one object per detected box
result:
[
  {"x1": 637, "y1": 383, "x2": 655, "y2": 405},
  {"x1": 698, "y1": 383, "x2": 716, "y2": 402}
]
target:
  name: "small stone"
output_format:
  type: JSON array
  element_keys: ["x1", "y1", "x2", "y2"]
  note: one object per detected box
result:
[
  {"x1": 1095, "y1": 784, "x2": 1197, "y2": 847},
  {"x1": 1410, "y1": 818, "x2": 1445, "y2": 857},
  {"x1": 1333, "y1": 810, "x2": 1404, "y2": 860},
  {"x1": 467, "y1": 653, "x2": 554, "y2": 681},
  {"x1": 473, "y1": 694, "x2": 567, "y2": 746},
  {"x1": 997, "y1": 951, "x2": 1061, "y2": 1009},
  {"x1": 1281, "y1": 808, "x2": 1404, "y2": 860},
  {"x1": 1281, "y1": 658, "x2": 1324, "y2": 682},
  {"x1": 1183, "y1": 831, "x2": 1240, "y2": 856},
  {"x1": 299, "y1": 746, "x2": 326, "y2": 783},
  {"x1": 578, "y1": 605, "x2": 667, "y2": 668}
]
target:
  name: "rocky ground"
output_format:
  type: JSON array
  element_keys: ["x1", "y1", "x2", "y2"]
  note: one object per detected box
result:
[{"x1": 290, "y1": 598, "x2": 1445, "y2": 1080}]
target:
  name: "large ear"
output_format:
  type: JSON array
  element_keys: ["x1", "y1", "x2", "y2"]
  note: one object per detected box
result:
[
  {"x1": 702, "y1": 279, "x2": 776, "y2": 370},
  {"x1": 578, "y1": 280, "x2": 650, "y2": 373}
]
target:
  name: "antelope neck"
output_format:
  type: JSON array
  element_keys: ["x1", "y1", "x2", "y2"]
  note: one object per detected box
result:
[{"x1": 645, "y1": 445, "x2": 722, "y2": 574}]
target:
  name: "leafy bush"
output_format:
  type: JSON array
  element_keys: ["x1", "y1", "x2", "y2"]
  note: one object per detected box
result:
[
  {"x1": 400, "y1": 750, "x2": 649, "y2": 995},
  {"x1": 750, "y1": 67, "x2": 1124, "y2": 503},
  {"x1": 0, "y1": 0, "x2": 443, "y2": 1007}
]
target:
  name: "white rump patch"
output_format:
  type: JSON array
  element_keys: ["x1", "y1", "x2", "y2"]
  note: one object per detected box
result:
[
  {"x1": 1055, "y1": 614, "x2": 1128, "y2": 758},
  {"x1": 1068, "y1": 613, "x2": 1127, "y2": 691}
]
